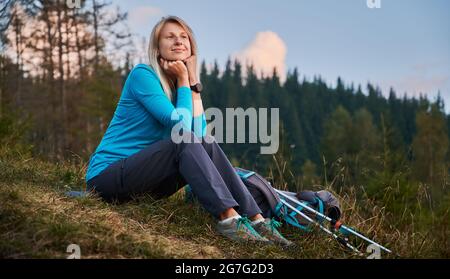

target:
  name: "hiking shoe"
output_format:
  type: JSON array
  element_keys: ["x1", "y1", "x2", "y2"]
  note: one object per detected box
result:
[
  {"x1": 216, "y1": 216, "x2": 270, "y2": 243},
  {"x1": 252, "y1": 218, "x2": 294, "y2": 247}
]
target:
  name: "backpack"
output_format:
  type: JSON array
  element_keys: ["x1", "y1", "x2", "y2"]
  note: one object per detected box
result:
[{"x1": 233, "y1": 167, "x2": 342, "y2": 231}]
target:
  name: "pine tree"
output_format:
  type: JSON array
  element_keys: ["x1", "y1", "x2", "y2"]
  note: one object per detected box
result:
[{"x1": 412, "y1": 103, "x2": 449, "y2": 207}]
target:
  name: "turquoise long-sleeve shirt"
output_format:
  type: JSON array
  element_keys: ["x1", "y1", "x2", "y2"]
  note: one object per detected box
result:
[{"x1": 85, "y1": 63, "x2": 207, "y2": 182}]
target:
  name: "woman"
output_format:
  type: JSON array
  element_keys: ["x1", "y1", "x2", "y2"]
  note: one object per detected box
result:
[{"x1": 85, "y1": 15, "x2": 291, "y2": 246}]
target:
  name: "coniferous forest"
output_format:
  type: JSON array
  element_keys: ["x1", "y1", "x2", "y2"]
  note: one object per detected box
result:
[{"x1": 0, "y1": 0, "x2": 449, "y2": 259}]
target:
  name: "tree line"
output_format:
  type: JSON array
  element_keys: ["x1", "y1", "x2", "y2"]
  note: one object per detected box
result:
[{"x1": 200, "y1": 59, "x2": 449, "y2": 209}]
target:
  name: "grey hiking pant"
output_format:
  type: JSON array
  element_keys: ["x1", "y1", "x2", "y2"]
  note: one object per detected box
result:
[{"x1": 86, "y1": 131, "x2": 262, "y2": 218}]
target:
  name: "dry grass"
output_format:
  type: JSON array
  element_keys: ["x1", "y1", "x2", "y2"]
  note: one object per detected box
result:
[
  {"x1": 0, "y1": 153, "x2": 448, "y2": 258},
  {"x1": 0, "y1": 182, "x2": 223, "y2": 258}
]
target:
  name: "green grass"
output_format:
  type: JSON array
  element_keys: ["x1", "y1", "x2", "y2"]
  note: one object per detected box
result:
[{"x1": 0, "y1": 153, "x2": 448, "y2": 258}]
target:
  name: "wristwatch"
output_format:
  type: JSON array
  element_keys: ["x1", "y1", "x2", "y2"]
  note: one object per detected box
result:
[{"x1": 190, "y1": 83, "x2": 203, "y2": 94}]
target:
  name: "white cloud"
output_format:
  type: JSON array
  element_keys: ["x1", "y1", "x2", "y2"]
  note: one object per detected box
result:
[{"x1": 232, "y1": 31, "x2": 287, "y2": 84}]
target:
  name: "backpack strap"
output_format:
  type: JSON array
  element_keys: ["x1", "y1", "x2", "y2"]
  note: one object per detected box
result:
[
  {"x1": 234, "y1": 167, "x2": 282, "y2": 217},
  {"x1": 278, "y1": 199, "x2": 312, "y2": 231},
  {"x1": 235, "y1": 168, "x2": 255, "y2": 179},
  {"x1": 315, "y1": 197, "x2": 325, "y2": 223},
  {"x1": 274, "y1": 201, "x2": 285, "y2": 217}
]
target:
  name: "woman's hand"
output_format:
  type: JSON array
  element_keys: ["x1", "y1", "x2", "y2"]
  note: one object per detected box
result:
[
  {"x1": 159, "y1": 57, "x2": 189, "y2": 82},
  {"x1": 182, "y1": 55, "x2": 198, "y2": 84}
]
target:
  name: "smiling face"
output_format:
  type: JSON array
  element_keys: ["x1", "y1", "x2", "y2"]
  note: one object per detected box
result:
[{"x1": 158, "y1": 22, "x2": 192, "y2": 61}]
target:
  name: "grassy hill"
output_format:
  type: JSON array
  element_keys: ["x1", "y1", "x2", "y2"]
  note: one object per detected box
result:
[{"x1": 0, "y1": 151, "x2": 448, "y2": 259}]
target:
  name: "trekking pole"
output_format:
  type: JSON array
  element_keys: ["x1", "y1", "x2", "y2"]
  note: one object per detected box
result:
[
  {"x1": 278, "y1": 198, "x2": 363, "y2": 255},
  {"x1": 275, "y1": 189, "x2": 392, "y2": 254}
]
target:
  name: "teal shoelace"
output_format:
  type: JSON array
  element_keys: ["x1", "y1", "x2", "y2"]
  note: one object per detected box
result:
[
  {"x1": 236, "y1": 216, "x2": 261, "y2": 237},
  {"x1": 269, "y1": 218, "x2": 282, "y2": 234}
]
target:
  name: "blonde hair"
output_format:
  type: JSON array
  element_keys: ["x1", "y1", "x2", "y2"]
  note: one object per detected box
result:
[{"x1": 148, "y1": 15, "x2": 199, "y2": 101}]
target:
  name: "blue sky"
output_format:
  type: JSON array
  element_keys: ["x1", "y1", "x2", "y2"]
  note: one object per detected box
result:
[{"x1": 111, "y1": 0, "x2": 450, "y2": 110}]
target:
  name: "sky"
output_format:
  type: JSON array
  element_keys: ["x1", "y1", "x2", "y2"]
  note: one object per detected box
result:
[{"x1": 110, "y1": 0, "x2": 450, "y2": 111}]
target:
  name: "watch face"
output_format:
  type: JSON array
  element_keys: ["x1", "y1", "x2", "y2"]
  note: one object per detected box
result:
[
  {"x1": 196, "y1": 83, "x2": 203, "y2": 92},
  {"x1": 192, "y1": 83, "x2": 203, "y2": 93}
]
